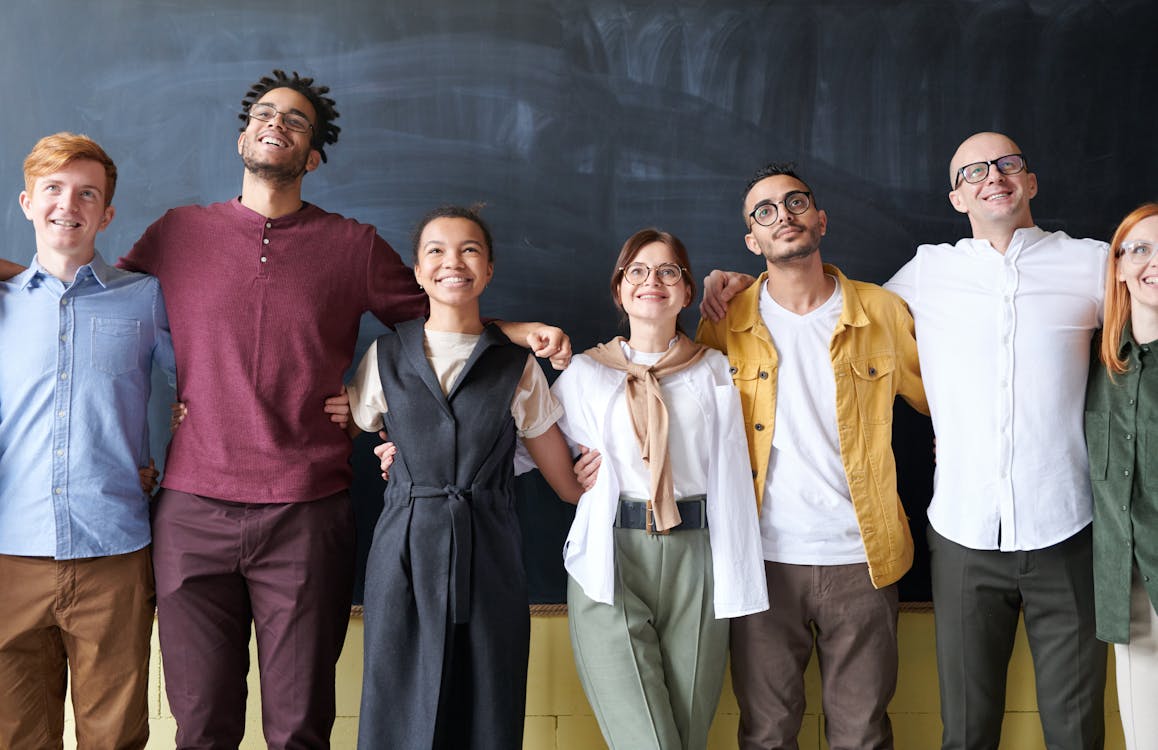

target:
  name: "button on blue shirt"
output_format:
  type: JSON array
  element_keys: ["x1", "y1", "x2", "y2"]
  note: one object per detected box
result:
[{"x1": 0, "y1": 253, "x2": 176, "y2": 559}]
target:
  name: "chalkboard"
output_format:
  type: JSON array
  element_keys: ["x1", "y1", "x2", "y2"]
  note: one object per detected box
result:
[{"x1": 3, "y1": 0, "x2": 1156, "y2": 604}]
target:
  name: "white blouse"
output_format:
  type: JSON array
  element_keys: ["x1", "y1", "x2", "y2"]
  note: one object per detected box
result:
[{"x1": 549, "y1": 343, "x2": 768, "y2": 619}]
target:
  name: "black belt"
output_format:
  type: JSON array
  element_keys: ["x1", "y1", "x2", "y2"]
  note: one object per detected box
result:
[{"x1": 614, "y1": 495, "x2": 708, "y2": 533}]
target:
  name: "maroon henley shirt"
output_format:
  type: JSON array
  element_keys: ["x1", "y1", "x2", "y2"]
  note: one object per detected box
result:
[{"x1": 120, "y1": 198, "x2": 427, "y2": 503}]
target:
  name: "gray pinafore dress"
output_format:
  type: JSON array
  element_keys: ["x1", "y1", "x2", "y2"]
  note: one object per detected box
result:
[{"x1": 357, "y1": 319, "x2": 530, "y2": 750}]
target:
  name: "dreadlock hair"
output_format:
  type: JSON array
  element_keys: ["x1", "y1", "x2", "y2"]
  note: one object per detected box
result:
[{"x1": 239, "y1": 69, "x2": 341, "y2": 163}]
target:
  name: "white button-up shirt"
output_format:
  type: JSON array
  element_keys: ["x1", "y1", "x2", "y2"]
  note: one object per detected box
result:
[{"x1": 886, "y1": 227, "x2": 1107, "y2": 551}]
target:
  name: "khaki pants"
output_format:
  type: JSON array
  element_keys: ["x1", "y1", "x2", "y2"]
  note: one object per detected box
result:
[
  {"x1": 568, "y1": 527, "x2": 728, "y2": 750},
  {"x1": 0, "y1": 548, "x2": 154, "y2": 750}
]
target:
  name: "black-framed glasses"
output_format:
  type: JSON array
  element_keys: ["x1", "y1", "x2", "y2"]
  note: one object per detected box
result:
[
  {"x1": 247, "y1": 103, "x2": 314, "y2": 134},
  {"x1": 953, "y1": 154, "x2": 1027, "y2": 188},
  {"x1": 619, "y1": 262, "x2": 687, "y2": 286},
  {"x1": 1117, "y1": 240, "x2": 1158, "y2": 266},
  {"x1": 748, "y1": 191, "x2": 811, "y2": 226}
]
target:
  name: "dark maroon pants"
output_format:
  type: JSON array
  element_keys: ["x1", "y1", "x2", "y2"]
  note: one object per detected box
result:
[{"x1": 152, "y1": 489, "x2": 355, "y2": 750}]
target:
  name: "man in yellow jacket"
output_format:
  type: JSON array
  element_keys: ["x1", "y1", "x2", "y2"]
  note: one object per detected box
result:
[{"x1": 697, "y1": 163, "x2": 926, "y2": 750}]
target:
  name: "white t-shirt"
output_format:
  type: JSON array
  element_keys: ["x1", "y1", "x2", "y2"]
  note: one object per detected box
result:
[
  {"x1": 759, "y1": 278, "x2": 866, "y2": 564},
  {"x1": 604, "y1": 340, "x2": 709, "y2": 501}
]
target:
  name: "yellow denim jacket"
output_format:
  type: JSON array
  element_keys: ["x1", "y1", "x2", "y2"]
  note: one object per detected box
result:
[{"x1": 695, "y1": 265, "x2": 927, "y2": 588}]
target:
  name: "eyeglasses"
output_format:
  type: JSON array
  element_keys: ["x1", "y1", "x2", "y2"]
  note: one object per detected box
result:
[
  {"x1": 1117, "y1": 240, "x2": 1158, "y2": 265},
  {"x1": 953, "y1": 154, "x2": 1027, "y2": 188},
  {"x1": 247, "y1": 103, "x2": 314, "y2": 134},
  {"x1": 619, "y1": 262, "x2": 686, "y2": 286},
  {"x1": 748, "y1": 191, "x2": 812, "y2": 227}
]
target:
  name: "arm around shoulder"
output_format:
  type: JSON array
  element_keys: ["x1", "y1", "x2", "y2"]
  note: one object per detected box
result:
[{"x1": 0, "y1": 258, "x2": 25, "y2": 281}]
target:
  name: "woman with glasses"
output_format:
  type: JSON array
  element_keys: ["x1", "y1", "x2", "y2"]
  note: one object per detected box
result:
[
  {"x1": 1085, "y1": 203, "x2": 1158, "y2": 750},
  {"x1": 548, "y1": 228, "x2": 767, "y2": 749},
  {"x1": 344, "y1": 205, "x2": 584, "y2": 750}
]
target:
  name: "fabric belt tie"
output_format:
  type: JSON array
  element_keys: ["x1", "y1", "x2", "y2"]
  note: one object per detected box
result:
[{"x1": 412, "y1": 484, "x2": 473, "y2": 625}]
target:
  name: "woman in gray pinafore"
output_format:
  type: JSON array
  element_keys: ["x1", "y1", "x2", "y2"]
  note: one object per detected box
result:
[{"x1": 345, "y1": 206, "x2": 584, "y2": 749}]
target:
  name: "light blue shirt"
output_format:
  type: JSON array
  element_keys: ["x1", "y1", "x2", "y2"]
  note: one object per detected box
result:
[{"x1": 0, "y1": 252, "x2": 176, "y2": 558}]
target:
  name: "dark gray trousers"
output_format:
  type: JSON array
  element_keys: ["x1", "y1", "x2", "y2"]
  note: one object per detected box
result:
[{"x1": 928, "y1": 525, "x2": 1106, "y2": 750}]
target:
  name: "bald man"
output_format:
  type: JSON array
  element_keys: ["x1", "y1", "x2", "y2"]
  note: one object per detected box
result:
[{"x1": 885, "y1": 132, "x2": 1108, "y2": 750}]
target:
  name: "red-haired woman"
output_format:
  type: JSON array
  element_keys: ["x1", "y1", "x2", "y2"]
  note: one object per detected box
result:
[{"x1": 1086, "y1": 202, "x2": 1158, "y2": 750}]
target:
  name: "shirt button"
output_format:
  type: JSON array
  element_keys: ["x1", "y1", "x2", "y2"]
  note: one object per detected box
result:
[
  {"x1": 60, "y1": 298, "x2": 67, "y2": 306},
  {"x1": 1126, "y1": 434, "x2": 1134, "y2": 440},
  {"x1": 60, "y1": 335, "x2": 66, "y2": 342},
  {"x1": 266, "y1": 222, "x2": 272, "y2": 229},
  {"x1": 759, "y1": 371, "x2": 769, "y2": 379},
  {"x1": 729, "y1": 366, "x2": 737, "y2": 375},
  {"x1": 754, "y1": 423, "x2": 765, "y2": 431},
  {"x1": 1123, "y1": 505, "x2": 1129, "y2": 511},
  {"x1": 59, "y1": 372, "x2": 67, "y2": 380},
  {"x1": 1125, "y1": 470, "x2": 1131, "y2": 477},
  {"x1": 54, "y1": 487, "x2": 63, "y2": 495},
  {"x1": 868, "y1": 367, "x2": 877, "y2": 376},
  {"x1": 751, "y1": 469, "x2": 758, "y2": 479},
  {"x1": 57, "y1": 410, "x2": 65, "y2": 417},
  {"x1": 260, "y1": 257, "x2": 268, "y2": 263},
  {"x1": 56, "y1": 449, "x2": 64, "y2": 456},
  {"x1": 263, "y1": 238, "x2": 270, "y2": 245}
]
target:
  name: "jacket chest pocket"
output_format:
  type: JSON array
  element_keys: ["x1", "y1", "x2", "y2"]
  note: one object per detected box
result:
[
  {"x1": 848, "y1": 355, "x2": 896, "y2": 425},
  {"x1": 91, "y1": 317, "x2": 141, "y2": 376},
  {"x1": 728, "y1": 360, "x2": 774, "y2": 427}
]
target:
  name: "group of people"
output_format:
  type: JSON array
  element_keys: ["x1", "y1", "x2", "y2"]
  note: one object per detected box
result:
[{"x1": 0, "y1": 66, "x2": 1153, "y2": 750}]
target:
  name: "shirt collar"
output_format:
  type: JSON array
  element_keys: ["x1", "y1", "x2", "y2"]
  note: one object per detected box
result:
[
  {"x1": 1119, "y1": 321, "x2": 1140, "y2": 360},
  {"x1": 729, "y1": 262, "x2": 865, "y2": 332},
  {"x1": 964, "y1": 225, "x2": 1047, "y2": 259},
  {"x1": 19, "y1": 252, "x2": 112, "y2": 291}
]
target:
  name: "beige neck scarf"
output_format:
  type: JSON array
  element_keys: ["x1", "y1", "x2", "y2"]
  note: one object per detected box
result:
[{"x1": 585, "y1": 334, "x2": 709, "y2": 532}]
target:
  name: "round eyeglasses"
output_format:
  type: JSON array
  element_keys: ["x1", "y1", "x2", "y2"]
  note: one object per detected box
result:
[
  {"x1": 247, "y1": 103, "x2": 314, "y2": 134},
  {"x1": 1118, "y1": 240, "x2": 1158, "y2": 266},
  {"x1": 748, "y1": 191, "x2": 812, "y2": 227},
  {"x1": 619, "y1": 262, "x2": 687, "y2": 286},
  {"x1": 953, "y1": 154, "x2": 1027, "y2": 188}
]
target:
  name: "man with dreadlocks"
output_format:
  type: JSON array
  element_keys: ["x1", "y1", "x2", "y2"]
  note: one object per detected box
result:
[{"x1": 117, "y1": 70, "x2": 570, "y2": 749}]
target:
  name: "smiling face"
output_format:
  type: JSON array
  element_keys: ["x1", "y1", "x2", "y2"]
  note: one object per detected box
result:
[
  {"x1": 743, "y1": 174, "x2": 827, "y2": 267},
  {"x1": 1118, "y1": 215, "x2": 1158, "y2": 318},
  {"x1": 615, "y1": 240, "x2": 692, "y2": 327},
  {"x1": 20, "y1": 158, "x2": 114, "y2": 268},
  {"x1": 414, "y1": 216, "x2": 494, "y2": 308},
  {"x1": 237, "y1": 87, "x2": 321, "y2": 185},
  {"x1": 948, "y1": 132, "x2": 1037, "y2": 233}
]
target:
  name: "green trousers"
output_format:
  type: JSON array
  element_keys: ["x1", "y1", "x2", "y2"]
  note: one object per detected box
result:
[{"x1": 568, "y1": 527, "x2": 729, "y2": 750}]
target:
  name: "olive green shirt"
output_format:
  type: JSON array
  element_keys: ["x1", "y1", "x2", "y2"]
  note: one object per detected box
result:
[{"x1": 1085, "y1": 324, "x2": 1158, "y2": 643}]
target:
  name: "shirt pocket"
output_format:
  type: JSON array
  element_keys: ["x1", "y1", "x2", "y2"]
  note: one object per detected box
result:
[
  {"x1": 1084, "y1": 410, "x2": 1108, "y2": 482},
  {"x1": 91, "y1": 317, "x2": 141, "y2": 376},
  {"x1": 849, "y1": 354, "x2": 896, "y2": 425}
]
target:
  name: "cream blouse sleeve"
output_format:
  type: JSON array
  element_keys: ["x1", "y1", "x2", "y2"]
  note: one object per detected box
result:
[
  {"x1": 513, "y1": 354, "x2": 563, "y2": 439},
  {"x1": 345, "y1": 340, "x2": 389, "y2": 433}
]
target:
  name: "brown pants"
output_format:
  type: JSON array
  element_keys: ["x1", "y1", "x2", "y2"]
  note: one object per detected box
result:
[
  {"x1": 730, "y1": 561, "x2": 899, "y2": 750},
  {"x1": 0, "y1": 548, "x2": 154, "y2": 750}
]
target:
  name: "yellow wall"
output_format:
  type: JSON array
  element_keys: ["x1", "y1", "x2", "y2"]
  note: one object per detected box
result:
[{"x1": 65, "y1": 610, "x2": 1123, "y2": 749}]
